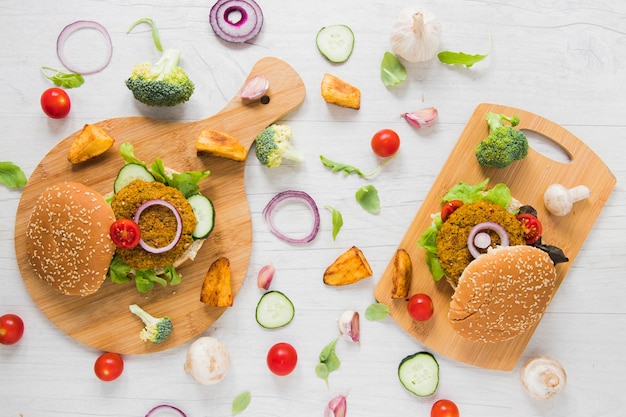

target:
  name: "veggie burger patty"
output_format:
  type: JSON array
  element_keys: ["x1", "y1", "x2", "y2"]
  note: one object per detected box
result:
[
  {"x1": 436, "y1": 200, "x2": 525, "y2": 285},
  {"x1": 111, "y1": 179, "x2": 196, "y2": 270}
]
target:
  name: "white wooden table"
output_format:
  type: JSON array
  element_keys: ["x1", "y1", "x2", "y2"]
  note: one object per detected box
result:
[{"x1": 1, "y1": 1, "x2": 624, "y2": 416}]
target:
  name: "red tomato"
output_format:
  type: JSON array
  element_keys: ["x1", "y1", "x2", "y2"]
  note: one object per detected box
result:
[
  {"x1": 407, "y1": 293, "x2": 434, "y2": 321},
  {"x1": 94, "y1": 352, "x2": 124, "y2": 381},
  {"x1": 431, "y1": 399, "x2": 460, "y2": 417},
  {"x1": 266, "y1": 342, "x2": 298, "y2": 376},
  {"x1": 441, "y1": 200, "x2": 464, "y2": 222},
  {"x1": 0, "y1": 314, "x2": 24, "y2": 345},
  {"x1": 371, "y1": 129, "x2": 400, "y2": 157},
  {"x1": 40, "y1": 88, "x2": 71, "y2": 119},
  {"x1": 109, "y1": 219, "x2": 141, "y2": 249},
  {"x1": 516, "y1": 213, "x2": 543, "y2": 244}
]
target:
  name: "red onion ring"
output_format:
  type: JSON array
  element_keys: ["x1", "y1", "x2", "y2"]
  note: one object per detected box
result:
[
  {"x1": 209, "y1": 0, "x2": 264, "y2": 43},
  {"x1": 134, "y1": 199, "x2": 183, "y2": 254},
  {"x1": 57, "y1": 20, "x2": 112, "y2": 75},
  {"x1": 262, "y1": 190, "x2": 320, "y2": 244},
  {"x1": 145, "y1": 404, "x2": 187, "y2": 417},
  {"x1": 467, "y1": 221, "x2": 510, "y2": 259}
]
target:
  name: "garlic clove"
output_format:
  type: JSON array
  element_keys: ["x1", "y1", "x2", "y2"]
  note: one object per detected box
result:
[
  {"x1": 324, "y1": 393, "x2": 347, "y2": 417},
  {"x1": 240, "y1": 75, "x2": 269, "y2": 101},
  {"x1": 337, "y1": 310, "x2": 360, "y2": 342},
  {"x1": 257, "y1": 264, "x2": 275, "y2": 290},
  {"x1": 520, "y1": 356, "x2": 567, "y2": 400},
  {"x1": 390, "y1": 8, "x2": 442, "y2": 63},
  {"x1": 402, "y1": 107, "x2": 438, "y2": 128}
]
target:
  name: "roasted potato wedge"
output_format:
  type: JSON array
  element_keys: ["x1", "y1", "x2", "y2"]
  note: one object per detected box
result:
[
  {"x1": 323, "y1": 246, "x2": 372, "y2": 286},
  {"x1": 196, "y1": 129, "x2": 247, "y2": 162},
  {"x1": 200, "y1": 256, "x2": 233, "y2": 307},
  {"x1": 391, "y1": 248, "x2": 413, "y2": 299},
  {"x1": 67, "y1": 124, "x2": 115, "y2": 164},
  {"x1": 321, "y1": 73, "x2": 361, "y2": 110}
]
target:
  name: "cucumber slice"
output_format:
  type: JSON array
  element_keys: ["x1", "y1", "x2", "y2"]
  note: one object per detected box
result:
[
  {"x1": 316, "y1": 24, "x2": 354, "y2": 63},
  {"x1": 398, "y1": 351, "x2": 439, "y2": 397},
  {"x1": 188, "y1": 193, "x2": 215, "y2": 239},
  {"x1": 255, "y1": 291, "x2": 294, "y2": 329},
  {"x1": 114, "y1": 163, "x2": 155, "y2": 193}
]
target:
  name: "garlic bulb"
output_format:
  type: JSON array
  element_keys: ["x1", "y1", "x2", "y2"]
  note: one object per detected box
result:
[
  {"x1": 520, "y1": 356, "x2": 567, "y2": 400},
  {"x1": 390, "y1": 7, "x2": 442, "y2": 63}
]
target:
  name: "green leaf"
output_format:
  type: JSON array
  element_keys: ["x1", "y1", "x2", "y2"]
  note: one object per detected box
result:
[
  {"x1": 356, "y1": 185, "x2": 380, "y2": 214},
  {"x1": 320, "y1": 155, "x2": 368, "y2": 177},
  {"x1": 317, "y1": 337, "x2": 341, "y2": 385},
  {"x1": 163, "y1": 264, "x2": 181, "y2": 286},
  {"x1": 127, "y1": 17, "x2": 163, "y2": 52},
  {"x1": 40, "y1": 66, "x2": 85, "y2": 88},
  {"x1": 438, "y1": 30, "x2": 492, "y2": 68},
  {"x1": 0, "y1": 161, "x2": 27, "y2": 188},
  {"x1": 381, "y1": 51, "x2": 407, "y2": 86},
  {"x1": 119, "y1": 142, "x2": 146, "y2": 167},
  {"x1": 108, "y1": 257, "x2": 132, "y2": 284},
  {"x1": 232, "y1": 391, "x2": 251, "y2": 415},
  {"x1": 325, "y1": 206, "x2": 343, "y2": 240},
  {"x1": 365, "y1": 302, "x2": 390, "y2": 321},
  {"x1": 134, "y1": 269, "x2": 167, "y2": 293}
]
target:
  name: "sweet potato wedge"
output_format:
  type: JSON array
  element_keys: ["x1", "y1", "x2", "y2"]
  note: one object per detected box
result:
[
  {"x1": 200, "y1": 256, "x2": 233, "y2": 307},
  {"x1": 196, "y1": 129, "x2": 247, "y2": 162},
  {"x1": 391, "y1": 248, "x2": 413, "y2": 299}
]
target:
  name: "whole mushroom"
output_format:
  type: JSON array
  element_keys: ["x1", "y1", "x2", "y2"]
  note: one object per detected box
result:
[
  {"x1": 543, "y1": 184, "x2": 590, "y2": 216},
  {"x1": 184, "y1": 336, "x2": 230, "y2": 385},
  {"x1": 520, "y1": 356, "x2": 567, "y2": 400}
]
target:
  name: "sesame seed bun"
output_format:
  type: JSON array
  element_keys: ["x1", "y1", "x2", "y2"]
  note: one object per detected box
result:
[
  {"x1": 448, "y1": 245, "x2": 557, "y2": 343},
  {"x1": 26, "y1": 182, "x2": 116, "y2": 296}
]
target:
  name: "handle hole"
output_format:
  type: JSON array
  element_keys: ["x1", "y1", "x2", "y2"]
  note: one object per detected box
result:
[{"x1": 521, "y1": 129, "x2": 572, "y2": 164}]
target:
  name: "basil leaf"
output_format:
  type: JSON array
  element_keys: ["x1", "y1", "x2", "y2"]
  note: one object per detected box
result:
[
  {"x1": 381, "y1": 51, "x2": 407, "y2": 86},
  {"x1": 317, "y1": 338, "x2": 341, "y2": 385},
  {"x1": 356, "y1": 185, "x2": 380, "y2": 213},
  {"x1": 41, "y1": 66, "x2": 85, "y2": 88},
  {"x1": 0, "y1": 161, "x2": 27, "y2": 188},
  {"x1": 365, "y1": 302, "x2": 390, "y2": 321},
  {"x1": 325, "y1": 206, "x2": 343, "y2": 240},
  {"x1": 232, "y1": 391, "x2": 251, "y2": 415}
]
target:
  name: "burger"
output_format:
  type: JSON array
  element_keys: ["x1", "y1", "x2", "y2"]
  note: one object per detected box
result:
[
  {"x1": 417, "y1": 178, "x2": 568, "y2": 342},
  {"x1": 25, "y1": 142, "x2": 214, "y2": 296}
]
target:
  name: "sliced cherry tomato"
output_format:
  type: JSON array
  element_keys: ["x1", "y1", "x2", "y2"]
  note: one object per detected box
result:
[
  {"x1": 431, "y1": 399, "x2": 459, "y2": 417},
  {"x1": 441, "y1": 200, "x2": 463, "y2": 222},
  {"x1": 371, "y1": 129, "x2": 400, "y2": 157},
  {"x1": 0, "y1": 314, "x2": 24, "y2": 345},
  {"x1": 516, "y1": 213, "x2": 543, "y2": 244},
  {"x1": 109, "y1": 219, "x2": 141, "y2": 249},
  {"x1": 40, "y1": 87, "x2": 71, "y2": 119},
  {"x1": 94, "y1": 352, "x2": 124, "y2": 381},
  {"x1": 407, "y1": 293, "x2": 434, "y2": 321},
  {"x1": 266, "y1": 342, "x2": 298, "y2": 376}
]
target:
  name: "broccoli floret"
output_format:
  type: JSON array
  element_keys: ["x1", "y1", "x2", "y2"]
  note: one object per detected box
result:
[
  {"x1": 475, "y1": 112, "x2": 529, "y2": 168},
  {"x1": 129, "y1": 304, "x2": 173, "y2": 344},
  {"x1": 125, "y1": 49, "x2": 194, "y2": 107},
  {"x1": 124, "y1": 18, "x2": 194, "y2": 107},
  {"x1": 254, "y1": 124, "x2": 304, "y2": 168}
]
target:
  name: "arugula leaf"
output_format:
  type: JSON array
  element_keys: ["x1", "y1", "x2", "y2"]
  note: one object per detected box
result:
[
  {"x1": 356, "y1": 185, "x2": 380, "y2": 214},
  {"x1": 365, "y1": 302, "x2": 390, "y2": 321},
  {"x1": 320, "y1": 155, "x2": 368, "y2": 177},
  {"x1": 40, "y1": 66, "x2": 85, "y2": 88},
  {"x1": 0, "y1": 161, "x2": 27, "y2": 188},
  {"x1": 438, "y1": 30, "x2": 492, "y2": 68},
  {"x1": 316, "y1": 337, "x2": 341, "y2": 385},
  {"x1": 325, "y1": 206, "x2": 343, "y2": 240},
  {"x1": 232, "y1": 391, "x2": 251, "y2": 415},
  {"x1": 381, "y1": 51, "x2": 407, "y2": 86}
]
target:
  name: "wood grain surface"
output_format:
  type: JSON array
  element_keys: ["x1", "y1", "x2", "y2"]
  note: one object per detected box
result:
[
  {"x1": 373, "y1": 103, "x2": 616, "y2": 370},
  {"x1": 13, "y1": 57, "x2": 306, "y2": 354}
]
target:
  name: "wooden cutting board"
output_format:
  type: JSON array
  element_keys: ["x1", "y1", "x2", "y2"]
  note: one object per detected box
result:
[
  {"x1": 14, "y1": 57, "x2": 306, "y2": 354},
  {"x1": 373, "y1": 103, "x2": 616, "y2": 370}
]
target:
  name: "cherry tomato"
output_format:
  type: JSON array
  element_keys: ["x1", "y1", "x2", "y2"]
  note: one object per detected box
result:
[
  {"x1": 441, "y1": 200, "x2": 464, "y2": 222},
  {"x1": 266, "y1": 342, "x2": 298, "y2": 376},
  {"x1": 371, "y1": 129, "x2": 400, "y2": 157},
  {"x1": 94, "y1": 352, "x2": 124, "y2": 381},
  {"x1": 109, "y1": 219, "x2": 141, "y2": 249},
  {"x1": 431, "y1": 399, "x2": 460, "y2": 417},
  {"x1": 516, "y1": 213, "x2": 543, "y2": 244},
  {"x1": 407, "y1": 293, "x2": 434, "y2": 321},
  {"x1": 0, "y1": 314, "x2": 24, "y2": 345},
  {"x1": 40, "y1": 87, "x2": 71, "y2": 119}
]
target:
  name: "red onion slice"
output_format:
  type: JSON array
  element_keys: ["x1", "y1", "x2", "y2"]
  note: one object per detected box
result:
[
  {"x1": 209, "y1": 0, "x2": 264, "y2": 43},
  {"x1": 57, "y1": 20, "x2": 112, "y2": 75},
  {"x1": 467, "y1": 221, "x2": 510, "y2": 259},
  {"x1": 262, "y1": 190, "x2": 320, "y2": 244},
  {"x1": 145, "y1": 404, "x2": 187, "y2": 417},
  {"x1": 134, "y1": 199, "x2": 183, "y2": 254}
]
